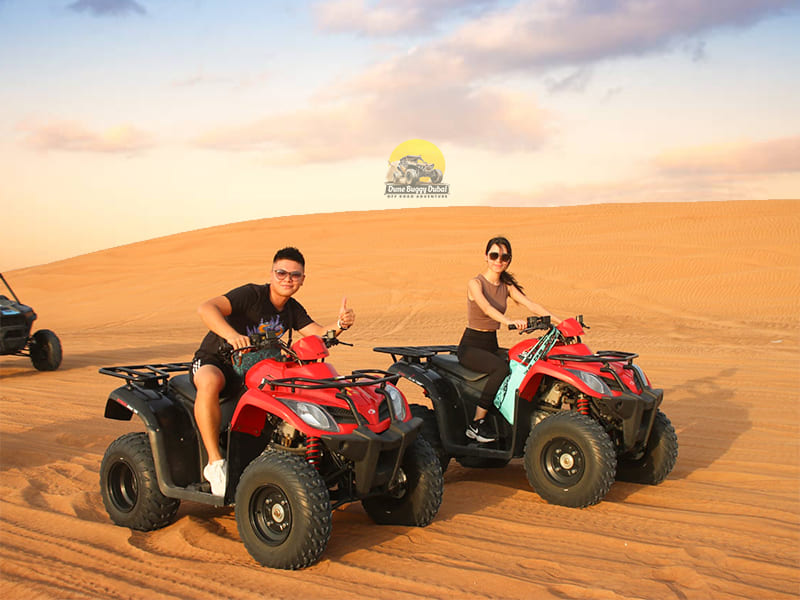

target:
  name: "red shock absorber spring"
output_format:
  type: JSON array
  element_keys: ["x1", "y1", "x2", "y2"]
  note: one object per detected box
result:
[
  {"x1": 305, "y1": 436, "x2": 322, "y2": 470},
  {"x1": 577, "y1": 397, "x2": 590, "y2": 416}
]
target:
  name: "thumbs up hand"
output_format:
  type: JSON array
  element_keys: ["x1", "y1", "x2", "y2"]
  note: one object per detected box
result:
[{"x1": 337, "y1": 297, "x2": 355, "y2": 330}]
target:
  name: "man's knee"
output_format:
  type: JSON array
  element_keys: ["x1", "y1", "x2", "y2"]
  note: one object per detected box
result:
[{"x1": 194, "y1": 364, "x2": 226, "y2": 398}]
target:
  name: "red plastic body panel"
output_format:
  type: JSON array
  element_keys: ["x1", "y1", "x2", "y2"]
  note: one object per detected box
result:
[
  {"x1": 290, "y1": 335, "x2": 329, "y2": 361},
  {"x1": 233, "y1": 337, "x2": 409, "y2": 438},
  {"x1": 507, "y1": 330, "x2": 640, "y2": 399},
  {"x1": 557, "y1": 317, "x2": 584, "y2": 337}
]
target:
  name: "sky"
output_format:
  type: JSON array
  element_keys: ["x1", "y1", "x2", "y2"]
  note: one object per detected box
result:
[{"x1": 1, "y1": 0, "x2": 799, "y2": 270}]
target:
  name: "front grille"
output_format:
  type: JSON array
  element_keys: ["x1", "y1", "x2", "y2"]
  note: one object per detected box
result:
[
  {"x1": 603, "y1": 376, "x2": 623, "y2": 392},
  {"x1": 0, "y1": 313, "x2": 27, "y2": 328},
  {"x1": 378, "y1": 400, "x2": 390, "y2": 421},
  {"x1": 327, "y1": 406, "x2": 357, "y2": 424},
  {"x1": 326, "y1": 397, "x2": 390, "y2": 424},
  {"x1": 0, "y1": 312, "x2": 30, "y2": 352}
]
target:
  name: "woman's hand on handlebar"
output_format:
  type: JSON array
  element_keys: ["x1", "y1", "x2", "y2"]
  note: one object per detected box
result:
[
  {"x1": 508, "y1": 318, "x2": 529, "y2": 332},
  {"x1": 508, "y1": 316, "x2": 553, "y2": 332}
]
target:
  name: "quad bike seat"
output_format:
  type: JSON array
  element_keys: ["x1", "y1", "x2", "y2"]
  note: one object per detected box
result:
[
  {"x1": 168, "y1": 373, "x2": 240, "y2": 405},
  {"x1": 431, "y1": 354, "x2": 489, "y2": 383}
]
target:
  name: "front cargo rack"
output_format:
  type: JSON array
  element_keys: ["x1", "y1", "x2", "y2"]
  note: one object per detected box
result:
[
  {"x1": 547, "y1": 351, "x2": 642, "y2": 390},
  {"x1": 259, "y1": 369, "x2": 399, "y2": 392},
  {"x1": 260, "y1": 369, "x2": 404, "y2": 426},
  {"x1": 547, "y1": 350, "x2": 638, "y2": 365}
]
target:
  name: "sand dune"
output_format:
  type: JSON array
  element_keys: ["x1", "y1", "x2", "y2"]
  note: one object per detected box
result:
[{"x1": 1, "y1": 200, "x2": 798, "y2": 599}]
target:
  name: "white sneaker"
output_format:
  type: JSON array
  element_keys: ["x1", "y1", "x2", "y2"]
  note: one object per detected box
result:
[{"x1": 203, "y1": 459, "x2": 227, "y2": 497}]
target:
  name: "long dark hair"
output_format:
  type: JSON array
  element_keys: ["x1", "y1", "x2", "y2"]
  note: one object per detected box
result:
[{"x1": 485, "y1": 236, "x2": 524, "y2": 292}]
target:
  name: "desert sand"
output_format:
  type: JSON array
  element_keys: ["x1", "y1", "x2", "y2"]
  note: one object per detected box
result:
[{"x1": 1, "y1": 200, "x2": 798, "y2": 599}]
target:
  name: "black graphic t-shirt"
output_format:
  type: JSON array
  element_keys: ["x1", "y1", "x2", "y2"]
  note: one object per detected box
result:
[{"x1": 196, "y1": 283, "x2": 314, "y2": 359}]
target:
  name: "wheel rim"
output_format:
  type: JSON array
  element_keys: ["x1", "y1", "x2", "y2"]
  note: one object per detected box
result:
[
  {"x1": 108, "y1": 460, "x2": 138, "y2": 512},
  {"x1": 386, "y1": 468, "x2": 408, "y2": 499},
  {"x1": 249, "y1": 484, "x2": 292, "y2": 545},
  {"x1": 541, "y1": 437, "x2": 585, "y2": 486}
]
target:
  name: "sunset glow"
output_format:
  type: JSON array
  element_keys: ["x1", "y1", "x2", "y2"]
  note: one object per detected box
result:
[{"x1": 1, "y1": 0, "x2": 798, "y2": 269}]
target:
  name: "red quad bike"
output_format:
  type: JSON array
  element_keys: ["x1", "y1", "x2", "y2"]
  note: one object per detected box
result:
[
  {"x1": 374, "y1": 316, "x2": 678, "y2": 508},
  {"x1": 99, "y1": 331, "x2": 443, "y2": 569}
]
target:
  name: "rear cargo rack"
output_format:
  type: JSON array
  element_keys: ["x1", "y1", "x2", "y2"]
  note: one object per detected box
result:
[
  {"x1": 98, "y1": 363, "x2": 192, "y2": 389},
  {"x1": 372, "y1": 345, "x2": 457, "y2": 363}
]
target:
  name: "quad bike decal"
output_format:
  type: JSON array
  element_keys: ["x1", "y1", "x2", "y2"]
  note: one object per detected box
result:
[{"x1": 494, "y1": 322, "x2": 561, "y2": 424}]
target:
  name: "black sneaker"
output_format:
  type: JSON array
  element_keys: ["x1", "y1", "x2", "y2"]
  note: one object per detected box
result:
[{"x1": 466, "y1": 418, "x2": 496, "y2": 443}]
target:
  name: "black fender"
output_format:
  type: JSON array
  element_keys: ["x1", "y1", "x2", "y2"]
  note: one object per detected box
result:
[
  {"x1": 388, "y1": 361, "x2": 516, "y2": 461},
  {"x1": 104, "y1": 385, "x2": 205, "y2": 497},
  {"x1": 387, "y1": 361, "x2": 470, "y2": 452},
  {"x1": 597, "y1": 387, "x2": 663, "y2": 452},
  {"x1": 105, "y1": 385, "x2": 170, "y2": 426},
  {"x1": 386, "y1": 361, "x2": 455, "y2": 414}
]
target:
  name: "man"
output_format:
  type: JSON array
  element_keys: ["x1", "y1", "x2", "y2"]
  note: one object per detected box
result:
[{"x1": 190, "y1": 246, "x2": 355, "y2": 496}]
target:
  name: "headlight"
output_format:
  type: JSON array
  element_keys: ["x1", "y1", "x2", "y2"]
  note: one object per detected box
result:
[
  {"x1": 566, "y1": 369, "x2": 611, "y2": 396},
  {"x1": 385, "y1": 385, "x2": 407, "y2": 420},
  {"x1": 279, "y1": 398, "x2": 339, "y2": 432}
]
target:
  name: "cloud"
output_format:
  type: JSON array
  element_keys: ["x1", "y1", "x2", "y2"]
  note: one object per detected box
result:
[
  {"x1": 194, "y1": 38, "x2": 554, "y2": 164},
  {"x1": 195, "y1": 84, "x2": 551, "y2": 163},
  {"x1": 544, "y1": 67, "x2": 594, "y2": 93},
  {"x1": 488, "y1": 136, "x2": 800, "y2": 207},
  {"x1": 439, "y1": 0, "x2": 796, "y2": 76},
  {"x1": 20, "y1": 120, "x2": 154, "y2": 154},
  {"x1": 67, "y1": 0, "x2": 146, "y2": 17},
  {"x1": 198, "y1": 0, "x2": 797, "y2": 165},
  {"x1": 170, "y1": 69, "x2": 271, "y2": 91},
  {"x1": 317, "y1": 1, "x2": 796, "y2": 69},
  {"x1": 653, "y1": 136, "x2": 800, "y2": 175},
  {"x1": 313, "y1": 0, "x2": 500, "y2": 36}
]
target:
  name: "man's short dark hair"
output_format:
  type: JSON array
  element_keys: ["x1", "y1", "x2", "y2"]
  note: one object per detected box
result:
[{"x1": 273, "y1": 246, "x2": 305, "y2": 267}]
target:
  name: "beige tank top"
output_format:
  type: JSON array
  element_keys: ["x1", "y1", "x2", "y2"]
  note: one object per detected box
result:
[{"x1": 467, "y1": 274, "x2": 508, "y2": 331}]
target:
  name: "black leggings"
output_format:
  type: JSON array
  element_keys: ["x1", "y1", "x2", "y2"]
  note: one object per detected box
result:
[{"x1": 457, "y1": 328, "x2": 509, "y2": 411}]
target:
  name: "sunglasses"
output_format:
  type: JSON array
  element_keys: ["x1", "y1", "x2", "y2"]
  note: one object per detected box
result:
[
  {"x1": 273, "y1": 268, "x2": 304, "y2": 281},
  {"x1": 488, "y1": 252, "x2": 511, "y2": 263}
]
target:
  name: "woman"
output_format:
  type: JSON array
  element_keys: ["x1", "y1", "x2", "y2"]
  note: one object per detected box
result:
[{"x1": 458, "y1": 236, "x2": 561, "y2": 443}]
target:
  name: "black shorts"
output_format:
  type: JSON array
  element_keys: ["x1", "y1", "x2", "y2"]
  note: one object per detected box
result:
[{"x1": 190, "y1": 350, "x2": 242, "y2": 397}]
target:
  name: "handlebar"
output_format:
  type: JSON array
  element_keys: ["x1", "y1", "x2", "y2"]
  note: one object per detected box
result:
[
  {"x1": 508, "y1": 315, "x2": 552, "y2": 332},
  {"x1": 220, "y1": 333, "x2": 280, "y2": 356},
  {"x1": 322, "y1": 329, "x2": 352, "y2": 347},
  {"x1": 508, "y1": 315, "x2": 589, "y2": 335},
  {"x1": 222, "y1": 329, "x2": 349, "y2": 358}
]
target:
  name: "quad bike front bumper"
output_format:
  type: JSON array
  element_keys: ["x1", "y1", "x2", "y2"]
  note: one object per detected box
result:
[
  {"x1": 595, "y1": 387, "x2": 663, "y2": 452},
  {"x1": 321, "y1": 417, "x2": 422, "y2": 496}
]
